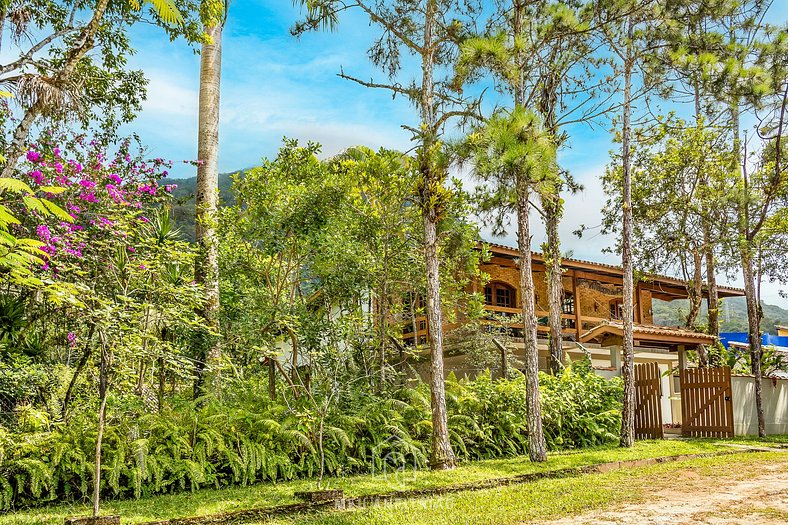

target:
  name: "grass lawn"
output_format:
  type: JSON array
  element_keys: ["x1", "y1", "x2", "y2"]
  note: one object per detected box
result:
[
  {"x1": 2, "y1": 437, "x2": 785, "y2": 525},
  {"x1": 264, "y1": 450, "x2": 788, "y2": 525}
]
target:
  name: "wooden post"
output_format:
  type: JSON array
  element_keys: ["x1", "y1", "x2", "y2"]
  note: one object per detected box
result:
[
  {"x1": 572, "y1": 273, "x2": 582, "y2": 343},
  {"x1": 492, "y1": 338, "x2": 508, "y2": 380},
  {"x1": 677, "y1": 344, "x2": 687, "y2": 373},
  {"x1": 635, "y1": 282, "x2": 642, "y2": 324},
  {"x1": 610, "y1": 344, "x2": 622, "y2": 375}
]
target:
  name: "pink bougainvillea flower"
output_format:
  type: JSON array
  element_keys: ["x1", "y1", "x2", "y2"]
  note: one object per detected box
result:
[
  {"x1": 29, "y1": 170, "x2": 44, "y2": 185},
  {"x1": 127, "y1": 246, "x2": 136, "y2": 252},
  {"x1": 164, "y1": 184, "x2": 177, "y2": 192},
  {"x1": 54, "y1": 162, "x2": 64, "y2": 174},
  {"x1": 105, "y1": 184, "x2": 124, "y2": 203},
  {"x1": 67, "y1": 332, "x2": 77, "y2": 347},
  {"x1": 138, "y1": 183, "x2": 158, "y2": 195},
  {"x1": 79, "y1": 192, "x2": 98, "y2": 203},
  {"x1": 36, "y1": 224, "x2": 52, "y2": 242},
  {"x1": 108, "y1": 173, "x2": 122, "y2": 185},
  {"x1": 79, "y1": 179, "x2": 96, "y2": 190},
  {"x1": 26, "y1": 150, "x2": 41, "y2": 163}
]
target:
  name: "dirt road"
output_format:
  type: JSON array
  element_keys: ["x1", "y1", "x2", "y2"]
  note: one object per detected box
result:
[{"x1": 541, "y1": 458, "x2": 788, "y2": 524}]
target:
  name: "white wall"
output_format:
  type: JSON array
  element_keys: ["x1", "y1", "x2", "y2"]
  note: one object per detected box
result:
[
  {"x1": 658, "y1": 363, "x2": 675, "y2": 424},
  {"x1": 732, "y1": 376, "x2": 788, "y2": 436}
]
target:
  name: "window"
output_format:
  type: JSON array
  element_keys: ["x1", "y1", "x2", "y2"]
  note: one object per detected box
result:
[
  {"x1": 484, "y1": 282, "x2": 517, "y2": 308},
  {"x1": 562, "y1": 291, "x2": 575, "y2": 315},
  {"x1": 496, "y1": 287, "x2": 513, "y2": 308}
]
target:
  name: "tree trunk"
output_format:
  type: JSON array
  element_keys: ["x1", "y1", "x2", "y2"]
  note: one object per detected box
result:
[
  {"x1": 92, "y1": 346, "x2": 109, "y2": 518},
  {"x1": 268, "y1": 357, "x2": 276, "y2": 399},
  {"x1": 62, "y1": 323, "x2": 95, "y2": 418},
  {"x1": 729, "y1": 86, "x2": 765, "y2": 437},
  {"x1": 517, "y1": 181, "x2": 548, "y2": 462},
  {"x1": 704, "y1": 229, "x2": 720, "y2": 336},
  {"x1": 685, "y1": 250, "x2": 703, "y2": 328},
  {"x1": 411, "y1": 294, "x2": 419, "y2": 345},
  {"x1": 424, "y1": 213, "x2": 455, "y2": 469},
  {"x1": 419, "y1": 0, "x2": 455, "y2": 471},
  {"x1": 157, "y1": 356, "x2": 166, "y2": 412},
  {"x1": 544, "y1": 197, "x2": 563, "y2": 375},
  {"x1": 194, "y1": 23, "x2": 223, "y2": 393},
  {"x1": 619, "y1": 19, "x2": 636, "y2": 449},
  {"x1": 1, "y1": 102, "x2": 43, "y2": 178},
  {"x1": 695, "y1": 79, "x2": 720, "y2": 338},
  {"x1": 742, "y1": 252, "x2": 766, "y2": 437},
  {"x1": 378, "y1": 279, "x2": 388, "y2": 391}
]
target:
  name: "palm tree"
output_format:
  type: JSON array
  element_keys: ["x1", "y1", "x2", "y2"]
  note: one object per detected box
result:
[{"x1": 194, "y1": 1, "x2": 226, "y2": 394}]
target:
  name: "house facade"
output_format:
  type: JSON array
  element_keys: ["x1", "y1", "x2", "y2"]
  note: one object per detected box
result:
[{"x1": 405, "y1": 241, "x2": 746, "y2": 425}]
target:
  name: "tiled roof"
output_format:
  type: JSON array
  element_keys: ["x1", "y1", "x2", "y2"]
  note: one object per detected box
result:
[
  {"x1": 581, "y1": 320, "x2": 717, "y2": 345},
  {"x1": 480, "y1": 240, "x2": 745, "y2": 296}
]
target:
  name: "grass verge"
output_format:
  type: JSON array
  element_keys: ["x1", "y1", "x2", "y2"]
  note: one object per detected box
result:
[
  {"x1": 2, "y1": 437, "x2": 785, "y2": 525},
  {"x1": 262, "y1": 450, "x2": 788, "y2": 525}
]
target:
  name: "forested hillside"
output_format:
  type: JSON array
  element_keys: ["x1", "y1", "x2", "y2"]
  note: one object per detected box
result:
[
  {"x1": 170, "y1": 172, "x2": 240, "y2": 240},
  {"x1": 653, "y1": 297, "x2": 788, "y2": 334}
]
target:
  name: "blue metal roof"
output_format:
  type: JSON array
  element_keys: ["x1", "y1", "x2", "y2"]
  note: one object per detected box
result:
[{"x1": 720, "y1": 332, "x2": 788, "y2": 349}]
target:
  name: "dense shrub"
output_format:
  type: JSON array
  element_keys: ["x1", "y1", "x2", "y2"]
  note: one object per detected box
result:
[{"x1": 0, "y1": 364, "x2": 621, "y2": 510}]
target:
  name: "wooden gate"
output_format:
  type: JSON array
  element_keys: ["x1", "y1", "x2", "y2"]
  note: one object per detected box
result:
[
  {"x1": 680, "y1": 366, "x2": 734, "y2": 438},
  {"x1": 634, "y1": 362, "x2": 664, "y2": 440}
]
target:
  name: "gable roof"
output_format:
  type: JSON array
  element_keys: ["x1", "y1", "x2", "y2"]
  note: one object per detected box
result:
[
  {"x1": 479, "y1": 240, "x2": 745, "y2": 299},
  {"x1": 580, "y1": 320, "x2": 717, "y2": 346}
]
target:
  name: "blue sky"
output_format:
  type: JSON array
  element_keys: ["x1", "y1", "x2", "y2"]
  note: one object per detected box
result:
[{"x1": 123, "y1": 0, "x2": 788, "y2": 306}]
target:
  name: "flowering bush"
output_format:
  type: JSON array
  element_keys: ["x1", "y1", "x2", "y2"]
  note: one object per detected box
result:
[
  {"x1": 16, "y1": 133, "x2": 177, "y2": 279},
  {"x1": 2, "y1": 131, "x2": 203, "y2": 424}
]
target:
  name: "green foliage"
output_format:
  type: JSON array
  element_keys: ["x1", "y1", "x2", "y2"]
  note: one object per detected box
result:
[
  {"x1": 0, "y1": 178, "x2": 73, "y2": 292},
  {"x1": 461, "y1": 106, "x2": 559, "y2": 236},
  {"x1": 0, "y1": 364, "x2": 622, "y2": 509}
]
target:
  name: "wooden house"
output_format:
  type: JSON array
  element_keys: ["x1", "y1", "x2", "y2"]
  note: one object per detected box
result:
[{"x1": 404, "y1": 241, "x2": 745, "y2": 425}]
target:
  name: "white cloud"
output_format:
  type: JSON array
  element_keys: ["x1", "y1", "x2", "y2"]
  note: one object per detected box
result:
[{"x1": 141, "y1": 69, "x2": 199, "y2": 118}]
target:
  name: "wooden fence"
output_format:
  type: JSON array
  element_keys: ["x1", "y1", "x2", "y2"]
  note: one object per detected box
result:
[
  {"x1": 680, "y1": 366, "x2": 734, "y2": 438},
  {"x1": 634, "y1": 362, "x2": 664, "y2": 440}
]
